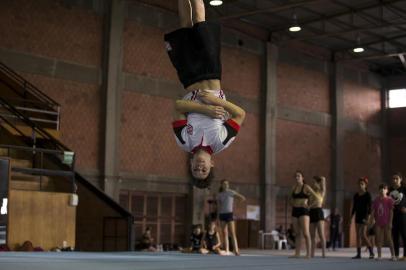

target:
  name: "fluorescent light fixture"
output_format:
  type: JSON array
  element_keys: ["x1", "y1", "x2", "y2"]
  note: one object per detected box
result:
[
  {"x1": 353, "y1": 34, "x2": 364, "y2": 53},
  {"x1": 389, "y1": 89, "x2": 406, "y2": 108},
  {"x1": 353, "y1": 47, "x2": 364, "y2": 53},
  {"x1": 289, "y1": 25, "x2": 302, "y2": 32},
  {"x1": 289, "y1": 12, "x2": 301, "y2": 32},
  {"x1": 210, "y1": 0, "x2": 223, "y2": 6}
]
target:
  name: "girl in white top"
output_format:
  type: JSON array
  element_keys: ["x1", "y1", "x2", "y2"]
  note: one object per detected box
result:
[{"x1": 217, "y1": 179, "x2": 245, "y2": 255}]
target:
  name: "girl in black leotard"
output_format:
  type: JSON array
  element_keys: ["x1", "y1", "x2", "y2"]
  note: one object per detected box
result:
[
  {"x1": 290, "y1": 171, "x2": 312, "y2": 258},
  {"x1": 202, "y1": 221, "x2": 225, "y2": 255},
  {"x1": 351, "y1": 177, "x2": 374, "y2": 259}
]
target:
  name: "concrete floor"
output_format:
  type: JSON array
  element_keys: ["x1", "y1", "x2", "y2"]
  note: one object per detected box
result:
[{"x1": 0, "y1": 248, "x2": 404, "y2": 270}]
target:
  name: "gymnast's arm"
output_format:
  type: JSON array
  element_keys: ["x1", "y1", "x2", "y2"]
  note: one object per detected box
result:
[
  {"x1": 174, "y1": 100, "x2": 227, "y2": 120},
  {"x1": 197, "y1": 90, "x2": 246, "y2": 125}
]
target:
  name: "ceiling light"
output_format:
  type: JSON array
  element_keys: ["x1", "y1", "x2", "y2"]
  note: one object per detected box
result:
[
  {"x1": 353, "y1": 35, "x2": 364, "y2": 53},
  {"x1": 353, "y1": 47, "x2": 364, "y2": 53},
  {"x1": 289, "y1": 13, "x2": 301, "y2": 32},
  {"x1": 289, "y1": 25, "x2": 301, "y2": 32},
  {"x1": 210, "y1": 0, "x2": 223, "y2": 6}
]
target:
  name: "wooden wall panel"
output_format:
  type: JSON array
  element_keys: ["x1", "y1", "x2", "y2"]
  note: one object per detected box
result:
[{"x1": 8, "y1": 190, "x2": 76, "y2": 250}]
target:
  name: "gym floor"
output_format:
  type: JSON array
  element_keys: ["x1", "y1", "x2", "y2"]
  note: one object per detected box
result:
[{"x1": 0, "y1": 248, "x2": 404, "y2": 270}]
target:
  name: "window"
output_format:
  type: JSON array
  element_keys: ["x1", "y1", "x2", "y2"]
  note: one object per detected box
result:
[
  {"x1": 389, "y1": 89, "x2": 406, "y2": 108},
  {"x1": 119, "y1": 191, "x2": 187, "y2": 247}
]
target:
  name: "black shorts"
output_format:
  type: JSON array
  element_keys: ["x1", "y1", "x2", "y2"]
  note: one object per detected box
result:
[
  {"x1": 164, "y1": 21, "x2": 221, "y2": 89},
  {"x1": 355, "y1": 215, "x2": 368, "y2": 225},
  {"x1": 292, "y1": 207, "x2": 309, "y2": 218},
  {"x1": 209, "y1": 212, "x2": 218, "y2": 221},
  {"x1": 219, "y1": 212, "x2": 234, "y2": 222},
  {"x1": 309, "y1": 208, "x2": 325, "y2": 223},
  {"x1": 368, "y1": 226, "x2": 375, "y2": 236}
]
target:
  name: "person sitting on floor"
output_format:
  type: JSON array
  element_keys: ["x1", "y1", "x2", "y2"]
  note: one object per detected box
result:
[
  {"x1": 202, "y1": 220, "x2": 226, "y2": 255},
  {"x1": 183, "y1": 224, "x2": 205, "y2": 253},
  {"x1": 136, "y1": 227, "x2": 156, "y2": 252}
]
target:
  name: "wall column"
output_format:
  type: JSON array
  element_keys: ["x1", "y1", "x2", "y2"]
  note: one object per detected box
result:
[
  {"x1": 330, "y1": 60, "x2": 345, "y2": 212},
  {"x1": 262, "y1": 42, "x2": 278, "y2": 232},
  {"x1": 102, "y1": 0, "x2": 125, "y2": 200}
]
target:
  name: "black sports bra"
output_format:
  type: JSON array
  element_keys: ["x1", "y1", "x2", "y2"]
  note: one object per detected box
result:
[{"x1": 292, "y1": 185, "x2": 309, "y2": 199}]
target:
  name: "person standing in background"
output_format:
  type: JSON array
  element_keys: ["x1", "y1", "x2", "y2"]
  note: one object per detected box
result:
[
  {"x1": 328, "y1": 208, "x2": 342, "y2": 251},
  {"x1": 389, "y1": 172, "x2": 406, "y2": 260}
]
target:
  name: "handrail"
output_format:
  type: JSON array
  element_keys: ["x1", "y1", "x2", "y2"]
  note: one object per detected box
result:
[
  {"x1": 0, "y1": 144, "x2": 66, "y2": 155},
  {"x1": 12, "y1": 167, "x2": 76, "y2": 194},
  {"x1": 0, "y1": 114, "x2": 27, "y2": 138},
  {"x1": 11, "y1": 167, "x2": 75, "y2": 177},
  {"x1": 1, "y1": 113, "x2": 58, "y2": 124},
  {"x1": 0, "y1": 62, "x2": 59, "y2": 108},
  {"x1": 75, "y1": 172, "x2": 133, "y2": 218},
  {"x1": 0, "y1": 96, "x2": 51, "y2": 106},
  {"x1": 2, "y1": 105, "x2": 59, "y2": 116},
  {"x1": 0, "y1": 97, "x2": 69, "y2": 152},
  {"x1": 12, "y1": 167, "x2": 74, "y2": 178},
  {"x1": 0, "y1": 71, "x2": 58, "y2": 114}
]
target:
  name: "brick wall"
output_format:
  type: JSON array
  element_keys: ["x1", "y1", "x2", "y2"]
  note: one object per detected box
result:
[
  {"x1": 123, "y1": 21, "x2": 177, "y2": 82},
  {"x1": 0, "y1": 0, "x2": 102, "y2": 67},
  {"x1": 278, "y1": 63, "x2": 330, "y2": 113},
  {"x1": 222, "y1": 47, "x2": 261, "y2": 99},
  {"x1": 343, "y1": 81, "x2": 381, "y2": 124},
  {"x1": 119, "y1": 91, "x2": 188, "y2": 177},
  {"x1": 389, "y1": 137, "x2": 406, "y2": 176},
  {"x1": 343, "y1": 131, "x2": 382, "y2": 191},
  {"x1": 388, "y1": 108, "x2": 406, "y2": 177},
  {"x1": 342, "y1": 75, "x2": 383, "y2": 192},
  {"x1": 275, "y1": 120, "x2": 331, "y2": 188}
]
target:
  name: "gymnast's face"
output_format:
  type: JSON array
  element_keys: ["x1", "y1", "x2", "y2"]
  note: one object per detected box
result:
[
  {"x1": 392, "y1": 175, "x2": 402, "y2": 188},
  {"x1": 295, "y1": 172, "x2": 304, "y2": 184},
  {"x1": 193, "y1": 227, "x2": 202, "y2": 235},
  {"x1": 359, "y1": 181, "x2": 367, "y2": 191},
  {"x1": 221, "y1": 180, "x2": 229, "y2": 190},
  {"x1": 190, "y1": 150, "x2": 213, "y2": 179},
  {"x1": 379, "y1": 186, "x2": 388, "y2": 196},
  {"x1": 208, "y1": 221, "x2": 216, "y2": 231}
]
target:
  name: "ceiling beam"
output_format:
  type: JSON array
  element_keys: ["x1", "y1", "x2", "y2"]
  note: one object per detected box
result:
[
  {"x1": 217, "y1": 0, "x2": 324, "y2": 21},
  {"x1": 386, "y1": 3, "x2": 406, "y2": 19},
  {"x1": 329, "y1": 0, "x2": 406, "y2": 50},
  {"x1": 342, "y1": 52, "x2": 406, "y2": 61},
  {"x1": 284, "y1": 22, "x2": 406, "y2": 42},
  {"x1": 290, "y1": 6, "x2": 387, "y2": 55},
  {"x1": 336, "y1": 33, "x2": 406, "y2": 52},
  {"x1": 269, "y1": 0, "x2": 404, "y2": 32},
  {"x1": 227, "y1": 0, "x2": 384, "y2": 54},
  {"x1": 296, "y1": 5, "x2": 406, "y2": 56},
  {"x1": 221, "y1": 19, "x2": 270, "y2": 41}
]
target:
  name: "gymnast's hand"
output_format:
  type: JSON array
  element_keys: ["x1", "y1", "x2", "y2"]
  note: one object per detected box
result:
[
  {"x1": 204, "y1": 105, "x2": 227, "y2": 119},
  {"x1": 197, "y1": 90, "x2": 222, "y2": 105}
]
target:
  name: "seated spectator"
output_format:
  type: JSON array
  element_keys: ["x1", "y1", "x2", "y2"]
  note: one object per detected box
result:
[
  {"x1": 182, "y1": 224, "x2": 205, "y2": 253},
  {"x1": 136, "y1": 227, "x2": 156, "y2": 252},
  {"x1": 286, "y1": 224, "x2": 295, "y2": 249},
  {"x1": 202, "y1": 221, "x2": 226, "y2": 255},
  {"x1": 275, "y1": 225, "x2": 287, "y2": 239}
]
